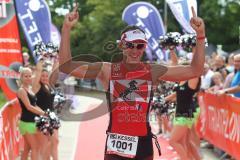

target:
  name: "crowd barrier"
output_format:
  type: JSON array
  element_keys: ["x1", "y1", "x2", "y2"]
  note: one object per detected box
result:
[
  {"x1": 196, "y1": 92, "x2": 240, "y2": 159},
  {"x1": 0, "y1": 93, "x2": 240, "y2": 159},
  {"x1": 0, "y1": 99, "x2": 21, "y2": 160}
]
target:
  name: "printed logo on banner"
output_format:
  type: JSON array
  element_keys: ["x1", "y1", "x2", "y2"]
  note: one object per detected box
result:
[
  {"x1": 0, "y1": 0, "x2": 23, "y2": 100},
  {"x1": 122, "y1": 2, "x2": 166, "y2": 61},
  {"x1": 0, "y1": 0, "x2": 15, "y2": 27},
  {"x1": 15, "y1": 0, "x2": 52, "y2": 60},
  {"x1": 166, "y1": 0, "x2": 197, "y2": 33}
]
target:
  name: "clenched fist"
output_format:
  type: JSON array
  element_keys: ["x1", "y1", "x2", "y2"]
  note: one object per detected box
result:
[{"x1": 190, "y1": 6, "x2": 205, "y2": 36}]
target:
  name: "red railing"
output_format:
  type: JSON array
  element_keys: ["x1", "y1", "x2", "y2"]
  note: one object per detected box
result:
[
  {"x1": 0, "y1": 99, "x2": 21, "y2": 160},
  {"x1": 196, "y1": 92, "x2": 240, "y2": 159}
]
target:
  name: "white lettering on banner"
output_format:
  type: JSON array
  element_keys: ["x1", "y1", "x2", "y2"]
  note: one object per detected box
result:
[
  {"x1": 20, "y1": 9, "x2": 33, "y2": 20},
  {"x1": 0, "y1": 70, "x2": 20, "y2": 79},
  {"x1": 144, "y1": 28, "x2": 151, "y2": 39},
  {"x1": 208, "y1": 105, "x2": 240, "y2": 143},
  {"x1": 229, "y1": 112, "x2": 240, "y2": 143},
  {"x1": 0, "y1": 49, "x2": 21, "y2": 53},
  {"x1": 13, "y1": 114, "x2": 21, "y2": 143},
  {"x1": 0, "y1": 1, "x2": 7, "y2": 18},
  {"x1": 32, "y1": 32, "x2": 42, "y2": 46},
  {"x1": 149, "y1": 38, "x2": 158, "y2": 50},
  {"x1": 28, "y1": 21, "x2": 38, "y2": 34},
  {"x1": 0, "y1": 38, "x2": 18, "y2": 43},
  {"x1": 18, "y1": 9, "x2": 42, "y2": 47},
  {"x1": 135, "y1": 17, "x2": 145, "y2": 27}
]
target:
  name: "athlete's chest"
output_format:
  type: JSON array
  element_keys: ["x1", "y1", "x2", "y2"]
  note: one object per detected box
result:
[{"x1": 110, "y1": 64, "x2": 152, "y2": 103}]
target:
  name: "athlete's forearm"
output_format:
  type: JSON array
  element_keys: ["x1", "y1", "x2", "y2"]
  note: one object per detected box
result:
[
  {"x1": 59, "y1": 25, "x2": 72, "y2": 73},
  {"x1": 191, "y1": 34, "x2": 205, "y2": 77}
]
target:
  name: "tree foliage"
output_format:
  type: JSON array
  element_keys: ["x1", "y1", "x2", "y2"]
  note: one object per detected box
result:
[{"x1": 21, "y1": 0, "x2": 240, "y2": 61}]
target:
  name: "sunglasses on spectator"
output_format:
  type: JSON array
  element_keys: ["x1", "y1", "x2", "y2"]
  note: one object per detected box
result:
[{"x1": 124, "y1": 42, "x2": 146, "y2": 50}]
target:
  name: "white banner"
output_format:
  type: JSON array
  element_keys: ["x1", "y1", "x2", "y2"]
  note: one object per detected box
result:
[{"x1": 167, "y1": 0, "x2": 197, "y2": 33}]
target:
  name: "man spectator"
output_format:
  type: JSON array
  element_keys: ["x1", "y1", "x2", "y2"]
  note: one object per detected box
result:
[
  {"x1": 217, "y1": 54, "x2": 240, "y2": 97},
  {"x1": 201, "y1": 63, "x2": 214, "y2": 90},
  {"x1": 213, "y1": 55, "x2": 228, "y2": 79}
]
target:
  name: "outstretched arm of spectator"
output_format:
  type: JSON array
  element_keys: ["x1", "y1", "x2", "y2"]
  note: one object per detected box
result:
[
  {"x1": 169, "y1": 49, "x2": 178, "y2": 66},
  {"x1": 165, "y1": 92, "x2": 176, "y2": 102},
  {"x1": 217, "y1": 85, "x2": 240, "y2": 95},
  {"x1": 32, "y1": 60, "x2": 44, "y2": 91}
]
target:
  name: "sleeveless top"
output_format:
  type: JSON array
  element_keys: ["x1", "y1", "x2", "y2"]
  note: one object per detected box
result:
[
  {"x1": 36, "y1": 83, "x2": 55, "y2": 111},
  {"x1": 175, "y1": 78, "x2": 201, "y2": 118},
  {"x1": 106, "y1": 62, "x2": 153, "y2": 136},
  {"x1": 18, "y1": 90, "x2": 38, "y2": 122}
]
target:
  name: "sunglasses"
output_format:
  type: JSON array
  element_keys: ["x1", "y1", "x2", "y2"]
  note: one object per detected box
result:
[{"x1": 124, "y1": 42, "x2": 146, "y2": 50}]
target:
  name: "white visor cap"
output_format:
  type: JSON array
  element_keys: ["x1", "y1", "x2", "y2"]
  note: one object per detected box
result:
[{"x1": 121, "y1": 29, "x2": 147, "y2": 43}]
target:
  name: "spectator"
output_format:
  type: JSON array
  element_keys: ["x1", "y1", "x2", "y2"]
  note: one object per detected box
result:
[
  {"x1": 33, "y1": 58, "x2": 59, "y2": 160},
  {"x1": 17, "y1": 67, "x2": 46, "y2": 160},
  {"x1": 226, "y1": 53, "x2": 234, "y2": 73},
  {"x1": 223, "y1": 54, "x2": 240, "y2": 89},
  {"x1": 213, "y1": 55, "x2": 228, "y2": 79},
  {"x1": 206, "y1": 72, "x2": 223, "y2": 93},
  {"x1": 201, "y1": 63, "x2": 214, "y2": 90},
  {"x1": 217, "y1": 54, "x2": 240, "y2": 97},
  {"x1": 23, "y1": 52, "x2": 30, "y2": 67}
]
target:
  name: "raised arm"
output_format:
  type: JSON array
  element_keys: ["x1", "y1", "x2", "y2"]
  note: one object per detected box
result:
[
  {"x1": 49, "y1": 58, "x2": 59, "y2": 87},
  {"x1": 165, "y1": 92, "x2": 176, "y2": 102},
  {"x1": 32, "y1": 60, "x2": 44, "y2": 91},
  {"x1": 152, "y1": 7, "x2": 205, "y2": 83},
  {"x1": 169, "y1": 48, "x2": 178, "y2": 66},
  {"x1": 59, "y1": 4, "x2": 110, "y2": 83}
]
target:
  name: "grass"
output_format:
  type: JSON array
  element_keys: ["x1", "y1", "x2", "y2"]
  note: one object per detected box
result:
[{"x1": 0, "y1": 90, "x2": 7, "y2": 109}]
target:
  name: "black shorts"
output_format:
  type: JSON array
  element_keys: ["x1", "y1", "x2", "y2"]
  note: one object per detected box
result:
[{"x1": 104, "y1": 136, "x2": 153, "y2": 160}]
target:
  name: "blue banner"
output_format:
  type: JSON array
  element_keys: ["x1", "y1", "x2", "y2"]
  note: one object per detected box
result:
[
  {"x1": 167, "y1": 0, "x2": 197, "y2": 33},
  {"x1": 122, "y1": 2, "x2": 166, "y2": 61},
  {"x1": 15, "y1": 0, "x2": 52, "y2": 61}
]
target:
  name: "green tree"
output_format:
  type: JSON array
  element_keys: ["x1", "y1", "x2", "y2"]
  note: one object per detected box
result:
[{"x1": 200, "y1": 0, "x2": 240, "y2": 52}]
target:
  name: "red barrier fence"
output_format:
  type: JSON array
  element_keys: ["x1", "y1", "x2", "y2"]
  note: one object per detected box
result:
[
  {"x1": 196, "y1": 92, "x2": 240, "y2": 159},
  {"x1": 0, "y1": 99, "x2": 21, "y2": 160},
  {"x1": 0, "y1": 93, "x2": 240, "y2": 159}
]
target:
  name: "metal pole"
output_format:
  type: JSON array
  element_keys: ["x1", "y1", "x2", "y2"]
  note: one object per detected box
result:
[{"x1": 164, "y1": 0, "x2": 168, "y2": 32}]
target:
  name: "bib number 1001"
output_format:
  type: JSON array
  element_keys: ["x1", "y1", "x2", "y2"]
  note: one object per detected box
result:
[
  {"x1": 111, "y1": 140, "x2": 132, "y2": 150},
  {"x1": 106, "y1": 133, "x2": 139, "y2": 158}
]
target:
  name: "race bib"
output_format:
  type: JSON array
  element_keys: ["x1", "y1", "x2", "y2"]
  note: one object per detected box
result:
[{"x1": 106, "y1": 133, "x2": 139, "y2": 158}]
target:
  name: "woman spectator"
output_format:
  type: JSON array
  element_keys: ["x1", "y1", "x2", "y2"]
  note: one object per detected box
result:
[
  {"x1": 32, "y1": 58, "x2": 59, "y2": 160},
  {"x1": 17, "y1": 67, "x2": 46, "y2": 160},
  {"x1": 206, "y1": 72, "x2": 223, "y2": 93},
  {"x1": 166, "y1": 60, "x2": 201, "y2": 160}
]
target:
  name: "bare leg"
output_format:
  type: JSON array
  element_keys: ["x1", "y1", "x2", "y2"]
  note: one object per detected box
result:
[
  {"x1": 169, "y1": 125, "x2": 191, "y2": 160},
  {"x1": 51, "y1": 130, "x2": 59, "y2": 160},
  {"x1": 37, "y1": 131, "x2": 51, "y2": 160},
  {"x1": 21, "y1": 137, "x2": 30, "y2": 160},
  {"x1": 24, "y1": 133, "x2": 39, "y2": 160}
]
